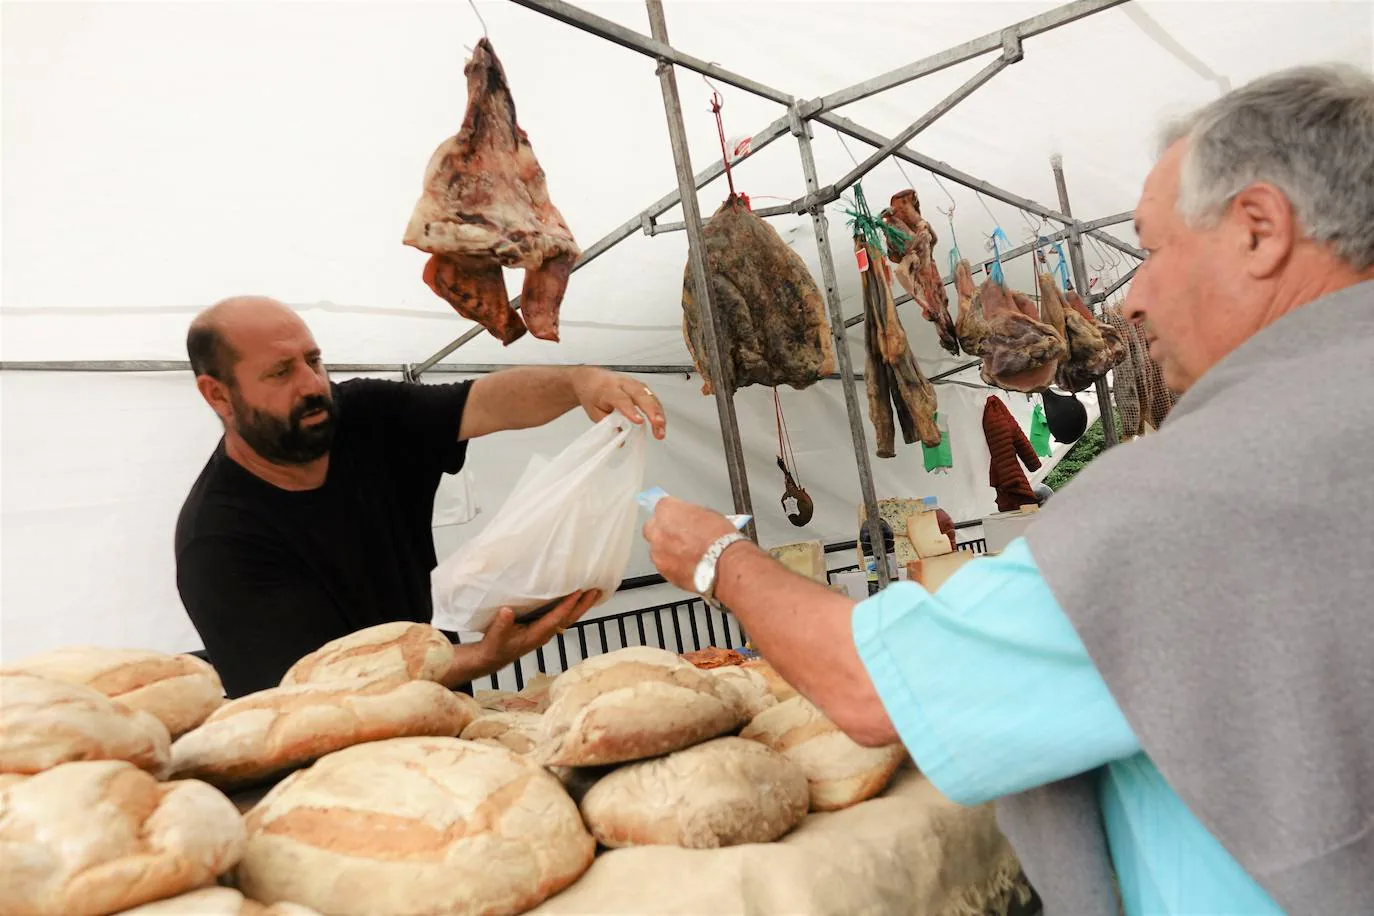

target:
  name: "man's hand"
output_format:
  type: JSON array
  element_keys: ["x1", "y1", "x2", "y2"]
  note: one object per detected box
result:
[
  {"x1": 643, "y1": 497, "x2": 739, "y2": 591},
  {"x1": 446, "y1": 591, "x2": 599, "y2": 687},
  {"x1": 571, "y1": 368, "x2": 667, "y2": 440}
]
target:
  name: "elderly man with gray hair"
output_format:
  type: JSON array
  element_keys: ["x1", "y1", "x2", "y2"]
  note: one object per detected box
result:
[{"x1": 642, "y1": 63, "x2": 1374, "y2": 915}]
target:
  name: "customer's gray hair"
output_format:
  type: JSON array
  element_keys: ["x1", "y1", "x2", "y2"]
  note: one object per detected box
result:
[{"x1": 1162, "y1": 64, "x2": 1374, "y2": 270}]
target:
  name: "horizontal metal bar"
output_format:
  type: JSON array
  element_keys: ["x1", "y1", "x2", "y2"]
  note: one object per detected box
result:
[
  {"x1": 1094, "y1": 264, "x2": 1140, "y2": 302},
  {"x1": 827, "y1": 53, "x2": 1015, "y2": 202},
  {"x1": 508, "y1": 0, "x2": 793, "y2": 106},
  {"x1": 408, "y1": 113, "x2": 794, "y2": 377},
  {"x1": 0, "y1": 360, "x2": 705, "y2": 375},
  {"x1": 650, "y1": 200, "x2": 797, "y2": 234},
  {"x1": 818, "y1": 0, "x2": 1126, "y2": 112}
]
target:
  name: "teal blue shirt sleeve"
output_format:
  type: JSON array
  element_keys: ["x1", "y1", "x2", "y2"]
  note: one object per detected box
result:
[{"x1": 852, "y1": 537, "x2": 1140, "y2": 806}]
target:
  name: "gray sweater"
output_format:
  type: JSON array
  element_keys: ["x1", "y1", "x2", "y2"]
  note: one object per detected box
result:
[{"x1": 1011, "y1": 280, "x2": 1374, "y2": 915}]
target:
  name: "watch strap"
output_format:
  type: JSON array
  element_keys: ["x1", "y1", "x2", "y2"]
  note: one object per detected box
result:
[{"x1": 699, "y1": 531, "x2": 747, "y2": 602}]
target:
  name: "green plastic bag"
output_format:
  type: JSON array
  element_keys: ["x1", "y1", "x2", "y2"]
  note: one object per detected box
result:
[
  {"x1": 1030, "y1": 403, "x2": 1053, "y2": 457},
  {"x1": 923, "y1": 412, "x2": 953, "y2": 473}
]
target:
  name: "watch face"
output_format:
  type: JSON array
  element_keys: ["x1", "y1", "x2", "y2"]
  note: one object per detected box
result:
[{"x1": 693, "y1": 558, "x2": 713, "y2": 595}]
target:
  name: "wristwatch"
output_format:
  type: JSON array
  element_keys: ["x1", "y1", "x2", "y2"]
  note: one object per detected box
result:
[{"x1": 693, "y1": 532, "x2": 747, "y2": 610}]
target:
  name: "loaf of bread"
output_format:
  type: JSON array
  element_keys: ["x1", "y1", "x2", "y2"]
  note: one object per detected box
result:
[
  {"x1": 235, "y1": 737, "x2": 595, "y2": 916},
  {"x1": 5, "y1": 646, "x2": 225, "y2": 738},
  {"x1": 740, "y1": 696, "x2": 906, "y2": 811},
  {"x1": 170, "y1": 677, "x2": 478, "y2": 789},
  {"x1": 541, "y1": 647, "x2": 745, "y2": 767},
  {"x1": 0, "y1": 760, "x2": 244, "y2": 916},
  {"x1": 280, "y1": 622, "x2": 454, "y2": 687},
  {"x1": 0, "y1": 672, "x2": 171, "y2": 777},
  {"x1": 113, "y1": 887, "x2": 320, "y2": 915},
  {"x1": 740, "y1": 657, "x2": 799, "y2": 703},
  {"x1": 475, "y1": 672, "x2": 555, "y2": 713},
  {"x1": 460, "y1": 711, "x2": 545, "y2": 754},
  {"x1": 707, "y1": 665, "x2": 777, "y2": 719},
  {"x1": 579, "y1": 736, "x2": 809, "y2": 849}
]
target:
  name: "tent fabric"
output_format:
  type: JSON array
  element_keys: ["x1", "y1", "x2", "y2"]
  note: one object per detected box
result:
[{"x1": 1, "y1": 1, "x2": 1369, "y2": 662}]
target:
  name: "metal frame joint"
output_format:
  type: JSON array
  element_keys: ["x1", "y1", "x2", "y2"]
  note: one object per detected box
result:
[{"x1": 1001, "y1": 31, "x2": 1025, "y2": 63}]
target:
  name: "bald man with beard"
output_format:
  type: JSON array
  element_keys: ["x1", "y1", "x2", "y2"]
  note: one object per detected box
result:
[{"x1": 176, "y1": 296, "x2": 666, "y2": 698}]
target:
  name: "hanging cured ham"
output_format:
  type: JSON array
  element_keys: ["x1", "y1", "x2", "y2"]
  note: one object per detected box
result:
[
  {"x1": 404, "y1": 39, "x2": 580, "y2": 345},
  {"x1": 953, "y1": 259, "x2": 1066, "y2": 393},
  {"x1": 881, "y1": 190, "x2": 959, "y2": 356},
  {"x1": 683, "y1": 195, "x2": 835, "y2": 395},
  {"x1": 1037, "y1": 271, "x2": 1127, "y2": 392}
]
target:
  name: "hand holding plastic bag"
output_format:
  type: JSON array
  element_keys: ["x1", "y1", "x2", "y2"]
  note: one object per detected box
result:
[{"x1": 431, "y1": 416, "x2": 648, "y2": 633}]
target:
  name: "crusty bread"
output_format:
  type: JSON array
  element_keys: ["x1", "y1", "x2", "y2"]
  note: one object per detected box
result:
[
  {"x1": 280, "y1": 622, "x2": 454, "y2": 687},
  {"x1": 0, "y1": 760, "x2": 244, "y2": 916},
  {"x1": 541, "y1": 647, "x2": 745, "y2": 767},
  {"x1": 113, "y1": 887, "x2": 320, "y2": 915},
  {"x1": 0, "y1": 672, "x2": 171, "y2": 777},
  {"x1": 740, "y1": 696, "x2": 906, "y2": 811},
  {"x1": 739, "y1": 658, "x2": 799, "y2": 703},
  {"x1": 580, "y1": 736, "x2": 809, "y2": 849},
  {"x1": 707, "y1": 665, "x2": 778, "y2": 719},
  {"x1": 5, "y1": 646, "x2": 224, "y2": 738},
  {"x1": 236, "y1": 737, "x2": 595, "y2": 916},
  {"x1": 475, "y1": 671, "x2": 555, "y2": 714},
  {"x1": 170, "y1": 677, "x2": 479, "y2": 789},
  {"x1": 460, "y1": 711, "x2": 546, "y2": 754}
]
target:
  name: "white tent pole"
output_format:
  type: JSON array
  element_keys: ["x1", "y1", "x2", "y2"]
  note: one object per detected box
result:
[{"x1": 646, "y1": 0, "x2": 756, "y2": 540}]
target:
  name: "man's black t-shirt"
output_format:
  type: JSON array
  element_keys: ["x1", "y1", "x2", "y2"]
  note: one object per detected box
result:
[{"x1": 175, "y1": 378, "x2": 472, "y2": 697}]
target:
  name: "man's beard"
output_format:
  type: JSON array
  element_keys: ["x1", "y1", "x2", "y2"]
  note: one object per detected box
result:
[{"x1": 230, "y1": 390, "x2": 338, "y2": 465}]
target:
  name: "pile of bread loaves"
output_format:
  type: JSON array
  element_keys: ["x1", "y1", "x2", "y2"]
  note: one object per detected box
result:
[{"x1": 0, "y1": 623, "x2": 907, "y2": 916}]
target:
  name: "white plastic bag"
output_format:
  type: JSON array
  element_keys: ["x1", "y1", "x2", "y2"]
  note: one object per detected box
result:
[{"x1": 430, "y1": 416, "x2": 647, "y2": 633}]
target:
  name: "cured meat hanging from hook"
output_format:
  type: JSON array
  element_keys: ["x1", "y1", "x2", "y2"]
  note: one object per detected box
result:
[
  {"x1": 682, "y1": 196, "x2": 835, "y2": 395},
  {"x1": 774, "y1": 390, "x2": 814, "y2": 527},
  {"x1": 953, "y1": 259, "x2": 1066, "y2": 393},
  {"x1": 404, "y1": 38, "x2": 580, "y2": 344},
  {"x1": 1037, "y1": 272, "x2": 1127, "y2": 392},
  {"x1": 859, "y1": 236, "x2": 941, "y2": 457},
  {"x1": 881, "y1": 190, "x2": 960, "y2": 356}
]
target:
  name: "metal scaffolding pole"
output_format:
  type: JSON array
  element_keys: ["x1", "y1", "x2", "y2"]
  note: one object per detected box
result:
[
  {"x1": 816, "y1": 0, "x2": 1128, "y2": 112},
  {"x1": 789, "y1": 105, "x2": 889, "y2": 588},
  {"x1": 1052, "y1": 154, "x2": 1119, "y2": 448},
  {"x1": 646, "y1": 0, "x2": 756, "y2": 540}
]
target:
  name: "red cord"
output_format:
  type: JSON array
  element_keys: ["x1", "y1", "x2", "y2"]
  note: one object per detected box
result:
[{"x1": 711, "y1": 92, "x2": 739, "y2": 202}]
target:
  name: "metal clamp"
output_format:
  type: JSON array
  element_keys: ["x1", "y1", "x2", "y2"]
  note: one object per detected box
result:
[{"x1": 1001, "y1": 31, "x2": 1025, "y2": 63}]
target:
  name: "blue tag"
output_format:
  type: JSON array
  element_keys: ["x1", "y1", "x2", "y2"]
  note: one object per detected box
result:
[{"x1": 637, "y1": 486, "x2": 751, "y2": 530}]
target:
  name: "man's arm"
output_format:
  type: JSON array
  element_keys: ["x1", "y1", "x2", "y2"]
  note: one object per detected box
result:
[
  {"x1": 457, "y1": 366, "x2": 667, "y2": 441},
  {"x1": 643, "y1": 498, "x2": 894, "y2": 744}
]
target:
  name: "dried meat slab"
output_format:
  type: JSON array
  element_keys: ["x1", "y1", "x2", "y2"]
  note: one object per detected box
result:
[
  {"x1": 683, "y1": 196, "x2": 835, "y2": 395},
  {"x1": 404, "y1": 38, "x2": 580, "y2": 344}
]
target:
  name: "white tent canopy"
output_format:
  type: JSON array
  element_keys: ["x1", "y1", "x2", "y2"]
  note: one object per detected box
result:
[{"x1": 2, "y1": 0, "x2": 1370, "y2": 662}]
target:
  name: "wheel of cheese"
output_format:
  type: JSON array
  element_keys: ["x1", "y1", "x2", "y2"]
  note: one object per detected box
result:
[
  {"x1": 280, "y1": 622, "x2": 454, "y2": 687},
  {"x1": 112, "y1": 887, "x2": 320, "y2": 915},
  {"x1": 460, "y1": 711, "x2": 545, "y2": 754},
  {"x1": 235, "y1": 737, "x2": 595, "y2": 916},
  {"x1": 707, "y1": 665, "x2": 778, "y2": 719},
  {"x1": 170, "y1": 677, "x2": 479, "y2": 789},
  {"x1": 579, "y1": 736, "x2": 809, "y2": 849},
  {"x1": 0, "y1": 760, "x2": 244, "y2": 916},
  {"x1": 5, "y1": 646, "x2": 224, "y2": 738},
  {"x1": 0, "y1": 672, "x2": 171, "y2": 777},
  {"x1": 740, "y1": 696, "x2": 906, "y2": 811},
  {"x1": 541, "y1": 647, "x2": 745, "y2": 767},
  {"x1": 740, "y1": 657, "x2": 799, "y2": 703}
]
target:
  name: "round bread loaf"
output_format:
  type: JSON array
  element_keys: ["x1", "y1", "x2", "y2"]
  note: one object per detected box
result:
[
  {"x1": 0, "y1": 760, "x2": 244, "y2": 916},
  {"x1": 235, "y1": 737, "x2": 595, "y2": 916},
  {"x1": 0, "y1": 672, "x2": 171, "y2": 777},
  {"x1": 5, "y1": 646, "x2": 224, "y2": 738},
  {"x1": 280, "y1": 622, "x2": 455, "y2": 687},
  {"x1": 541, "y1": 647, "x2": 745, "y2": 767},
  {"x1": 460, "y1": 711, "x2": 545, "y2": 754},
  {"x1": 579, "y1": 736, "x2": 809, "y2": 849},
  {"x1": 170, "y1": 677, "x2": 479, "y2": 789},
  {"x1": 740, "y1": 657, "x2": 799, "y2": 703},
  {"x1": 707, "y1": 665, "x2": 778, "y2": 719},
  {"x1": 740, "y1": 696, "x2": 906, "y2": 811},
  {"x1": 113, "y1": 887, "x2": 320, "y2": 915}
]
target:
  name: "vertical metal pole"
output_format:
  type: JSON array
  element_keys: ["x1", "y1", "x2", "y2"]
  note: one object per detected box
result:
[
  {"x1": 1051, "y1": 155, "x2": 1119, "y2": 449},
  {"x1": 646, "y1": 0, "x2": 756, "y2": 539},
  {"x1": 791, "y1": 105, "x2": 890, "y2": 587}
]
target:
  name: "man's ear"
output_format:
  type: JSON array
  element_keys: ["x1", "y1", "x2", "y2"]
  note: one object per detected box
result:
[
  {"x1": 196, "y1": 375, "x2": 233, "y2": 423},
  {"x1": 1230, "y1": 182, "x2": 1295, "y2": 279}
]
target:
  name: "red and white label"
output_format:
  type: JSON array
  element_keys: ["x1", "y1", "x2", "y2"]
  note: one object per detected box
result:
[
  {"x1": 728, "y1": 136, "x2": 752, "y2": 162},
  {"x1": 856, "y1": 247, "x2": 870, "y2": 272}
]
